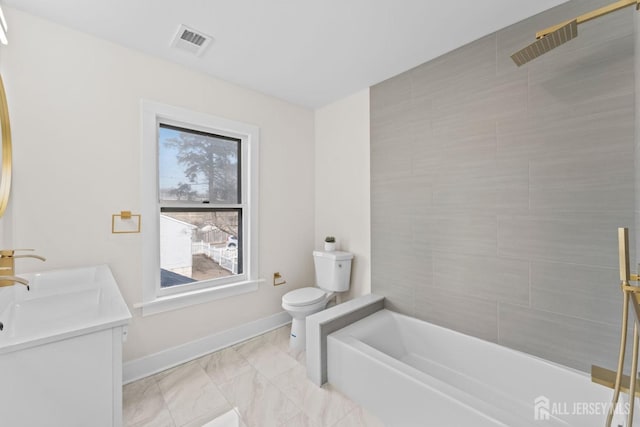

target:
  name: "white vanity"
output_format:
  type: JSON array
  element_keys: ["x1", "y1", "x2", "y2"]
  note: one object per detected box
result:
[{"x1": 0, "y1": 265, "x2": 131, "y2": 427}]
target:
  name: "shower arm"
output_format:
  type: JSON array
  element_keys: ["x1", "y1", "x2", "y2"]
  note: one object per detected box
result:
[{"x1": 536, "y1": 0, "x2": 640, "y2": 39}]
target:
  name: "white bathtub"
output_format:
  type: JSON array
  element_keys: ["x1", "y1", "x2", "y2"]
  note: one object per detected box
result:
[{"x1": 327, "y1": 309, "x2": 633, "y2": 427}]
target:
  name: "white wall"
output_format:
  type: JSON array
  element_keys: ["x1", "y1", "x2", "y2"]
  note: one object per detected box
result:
[
  {"x1": 314, "y1": 89, "x2": 370, "y2": 299},
  {"x1": 0, "y1": 8, "x2": 316, "y2": 362}
]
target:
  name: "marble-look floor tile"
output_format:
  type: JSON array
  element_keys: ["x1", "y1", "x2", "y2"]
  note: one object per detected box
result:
[
  {"x1": 273, "y1": 364, "x2": 356, "y2": 426},
  {"x1": 262, "y1": 326, "x2": 292, "y2": 351},
  {"x1": 333, "y1": 407, "x2": 385, "y2": 427},
  {"x1": 130, "y1": 407, "x2": 176, "y2": 427},
  {"x1": 155, "y1": 361, "x2": 232, "y2": 426},
  {"x1": 234, "y1": 333, "x2": 299, "y2": 380},
  {"x1": 124, "y1": 325, "x2": 373, "y2": 427},
  {"x1": 277, "y1": 412, "x2": 320, "y2": 427},
  {"x1": 288, "y1": 348, "x2": 306, "y2": 365},
  {"x1": 219, "y1": 367, "x2": 299, "y2": 427},
  {"x1": 153, "y1": 359, "x2": 199, "y2": 382},
  {"x1": 185, "y1": 408, "x2": 247, "y2": 427},
  {"x1": 302, "y1": 384, "x2": 357, "y2": 426},
  {"x1": 198, "y1": 346, "x2": 253, "y2": 385},
  {"x1": 123, "y1": 376, "x2": 172, "y2": 427},
  {"x1": 264, "y1": 325, "x2": 307, "y2": 364}
]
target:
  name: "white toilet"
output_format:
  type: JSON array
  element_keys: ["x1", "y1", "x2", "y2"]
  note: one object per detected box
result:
[{"x1": 282, "y1": 250, "x2": 353, "y2": 350}]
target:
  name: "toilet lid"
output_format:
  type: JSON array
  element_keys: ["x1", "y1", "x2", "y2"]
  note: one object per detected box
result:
[{"x1": 283, "y1": 287, "x2": 327, "y2": 306}]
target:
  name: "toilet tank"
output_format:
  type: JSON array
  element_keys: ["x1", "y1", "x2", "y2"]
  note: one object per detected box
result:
[{"x1": 313, "y1": 250, "x2": 354, "y2": 292}]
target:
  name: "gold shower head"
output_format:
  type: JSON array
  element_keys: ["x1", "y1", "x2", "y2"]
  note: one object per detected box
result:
[
  {"x1": 511, "y1": 0, "x2": 640, "y2": 67},
  {"x1": 511, "y1": 20, "x2": 577, "y2": 67}
]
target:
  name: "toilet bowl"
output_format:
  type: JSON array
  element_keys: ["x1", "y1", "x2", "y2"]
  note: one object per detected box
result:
[
  {"x1": 282, "y1": 287, "x2": 334, "y2": 350},
  {"x1": 282, "y1": 250, "x2": 353, "y2": 350}
]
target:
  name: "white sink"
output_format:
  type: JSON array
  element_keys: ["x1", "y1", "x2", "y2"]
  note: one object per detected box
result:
[{"x1": 0, "y1": 264, "x2": 131, "y2": 354}]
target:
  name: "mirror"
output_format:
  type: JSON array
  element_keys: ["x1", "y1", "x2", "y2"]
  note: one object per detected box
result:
[{"x1": 0, "y1": 74, "x2": 11, "y2": 218}]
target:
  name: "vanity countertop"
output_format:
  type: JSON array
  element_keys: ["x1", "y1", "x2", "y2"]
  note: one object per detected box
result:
[{"x1": 0, "y1": 264, "x2": 131, "y2": 354}]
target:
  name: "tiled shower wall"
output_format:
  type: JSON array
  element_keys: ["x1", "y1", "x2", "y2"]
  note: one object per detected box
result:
[{"x1": 370, "y1": 0, "x2": 636, "y2": 372}]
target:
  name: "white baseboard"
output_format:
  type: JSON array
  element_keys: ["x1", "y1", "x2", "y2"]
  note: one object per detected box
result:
[{"x1": 123, "y1": 311, "x2": 292, "y2": 384}]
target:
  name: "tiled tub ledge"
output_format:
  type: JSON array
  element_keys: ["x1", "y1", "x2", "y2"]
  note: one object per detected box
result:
[{"x1": 306, "y1": 294, "x2": 385, "y2": 386}]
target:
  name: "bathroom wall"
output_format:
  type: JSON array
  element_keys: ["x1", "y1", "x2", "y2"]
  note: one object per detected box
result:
[
  {"x1": 0, "y1": 8, "x2": 316, "y2": 361},
  {"x1": 314, "y1": 89, "x2": 371, "y2": 300},
  {"x1": 370, "y1": 0, "x2": 635, "y2": 372},
  {"x1": 636, "y1": 6, "x2": 640, "y2": 283}
]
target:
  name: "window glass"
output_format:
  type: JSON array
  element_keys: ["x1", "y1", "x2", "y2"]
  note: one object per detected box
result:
[
  {"x1": 158, "y1": 124, "x2": 241, "y2": 204},
  {"x1": 157, "y1": 123, "x2": 244, "y2": 290},
  {"x1": 159, "y1": 209, "x2": 242, "y2": 288}
]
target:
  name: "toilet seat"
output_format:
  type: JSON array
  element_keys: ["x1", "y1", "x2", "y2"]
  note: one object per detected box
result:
[{"x1": 282, "y1": 287, "x2": 326, "y2": 307}]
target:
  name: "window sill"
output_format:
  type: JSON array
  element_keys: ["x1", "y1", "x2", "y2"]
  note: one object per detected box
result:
[{"x1": 136, "y1": 279, "x2": 264, "y2": 317}]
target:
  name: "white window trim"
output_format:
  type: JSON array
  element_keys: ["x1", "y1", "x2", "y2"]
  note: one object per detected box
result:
[{"x1": 139, "y1": 100, "x2": 260, "y2": 316}]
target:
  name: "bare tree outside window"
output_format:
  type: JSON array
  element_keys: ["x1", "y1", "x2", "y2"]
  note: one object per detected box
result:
[{"x1": 159, "y1": 123, "x2": 240, "y2": 204}]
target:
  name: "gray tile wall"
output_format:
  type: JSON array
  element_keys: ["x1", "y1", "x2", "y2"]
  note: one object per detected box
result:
[{"x1": 370, "y1": 0, "x2": 636, "y2": 372}]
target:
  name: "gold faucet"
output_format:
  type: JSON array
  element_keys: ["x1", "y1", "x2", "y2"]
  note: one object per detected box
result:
[{"x1": 0, "y1": 249, "x2": 46, "y2": 290}]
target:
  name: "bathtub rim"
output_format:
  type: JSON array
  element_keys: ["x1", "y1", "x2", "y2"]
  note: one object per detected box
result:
[{"x1": 331, "y1": 308, "x2": 594, "y2": 381}]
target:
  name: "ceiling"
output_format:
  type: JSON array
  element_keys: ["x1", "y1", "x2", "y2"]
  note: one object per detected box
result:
[{"x1": 4, "y1": 0, "x2": 567, "y2": 108}]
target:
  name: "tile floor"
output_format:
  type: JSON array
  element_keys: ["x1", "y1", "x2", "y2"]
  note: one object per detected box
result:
[{"x1": 123, "y1": 325, "x2": 384, "y2": 427}]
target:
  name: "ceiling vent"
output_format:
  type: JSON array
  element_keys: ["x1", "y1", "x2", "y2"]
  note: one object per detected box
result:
[{"x1": 171, "y1": 24, "x2": 213, "y2": 56}]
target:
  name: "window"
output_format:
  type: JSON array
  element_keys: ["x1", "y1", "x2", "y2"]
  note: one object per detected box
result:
[
  {"x1": 141, "y1": 101, "x2": 260, "y2": 315},
  {"x1": 158, "y1": 124, "x2": 243, "y2": 289}
]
